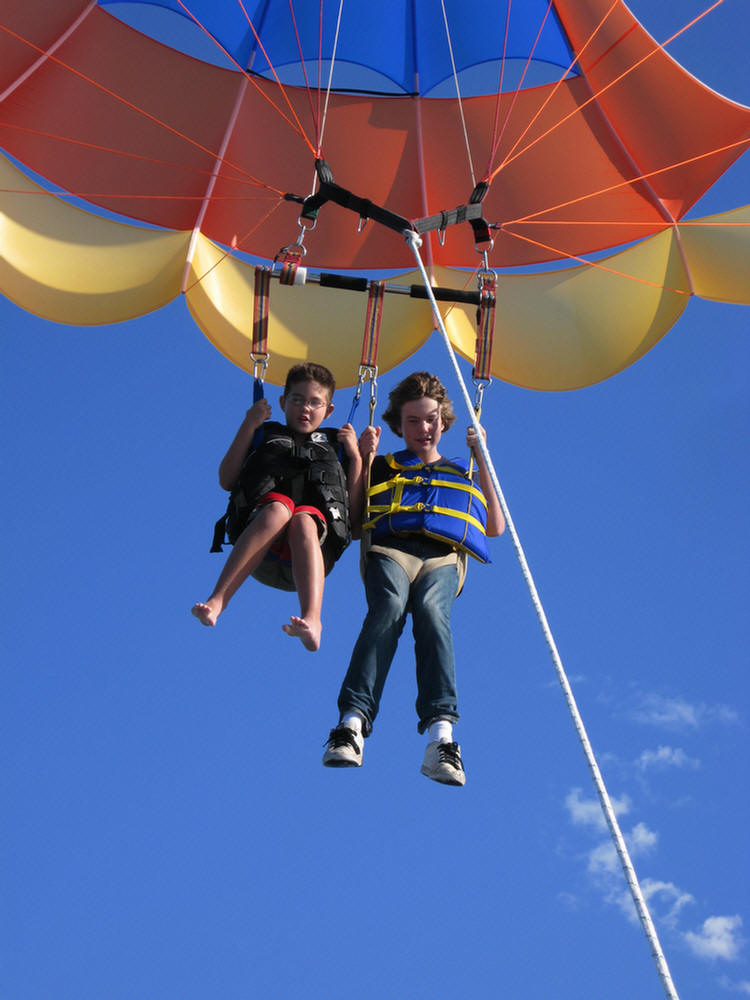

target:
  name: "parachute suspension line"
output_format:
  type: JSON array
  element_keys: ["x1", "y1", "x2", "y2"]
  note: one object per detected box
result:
[
  {"x1": 493, "y1": 0, "x2": 721, "y2": 179},
  {"x1": 0, "y1": 1, "x2": 96, "y2": 104},
  {"x1": 483, "y1": 0, "x2": 513, "y2": 178},
  {"x1": 484, "y1": 0, "x2": 555, "y2": 180},
  {"x1": 502, "y1": 135, "x2": 750, "y2": 232},
  {"x1": 181, "y1": 74, "x2": 250, "y2": 292},
  {"x1": 406, "y1": 3, "x2": 436, "y2": 275},
  {"x1": 284, "y1": 0, "x2": 321, "y2": 144},
  {"x1": 294, "y1": 0, "x2": 345, "y2": 247},
  {"x1": 0, "y1": 21, "x2": 286, "y2": 197},
  {"x1": 316, "y1": 0, "x2": 345, "y2": 157},
  {"x1": 170, "y1": 0, "x2": 316, "y2": 154},
  {"x1": 500, "y1": 227, "x2": 691, "y2": 296},
  {"x1": 403, "y1": 227, "x2": 683, "y2": 1000},
  {"x1": 439, "y1": 0, "x2": 476, "y2": 187},
  {"x1": 490, "y1": 0, "x2": 619, "y2": 177}
]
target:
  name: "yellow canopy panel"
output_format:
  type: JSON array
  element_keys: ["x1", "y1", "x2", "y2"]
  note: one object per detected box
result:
[
  {"x1": 2, "y1": 153, "x2": 747, "y2": 390},
  {"x1": 439, "y1": 230, "x2": 691, "y2": 391},
  {"x1": 678, "y1": 206, "x2": 750, "y2": 304},
  {"x1": 184, "y1": 238, "x2": 435, "y2": 388},
  {"x1": 0, "y1": 154, "x2": 188, "y2": 325}
]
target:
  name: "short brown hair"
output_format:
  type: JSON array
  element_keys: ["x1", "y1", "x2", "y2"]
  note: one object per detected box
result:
[
  {"x1": 284, "y1": 362, "x2": 336, "y2": 400},
  {"x1": 382, "y1": 371, "x2": 456, "y2": 436}
]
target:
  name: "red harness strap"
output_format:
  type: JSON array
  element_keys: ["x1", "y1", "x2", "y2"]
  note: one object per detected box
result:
[
  {"x1": 474, "y1": 270, "x2": 496, "y2": 384},
  {"x1": 361, "y1": 280, "x2": 385, "y2": 369},
  {"x1": 252, "y1": 266, "x2": 272, "y2": 359}
]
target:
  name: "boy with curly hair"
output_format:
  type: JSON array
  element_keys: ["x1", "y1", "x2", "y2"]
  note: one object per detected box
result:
[{"x1": 323, "y1": 371, "x2": 504, "y2": 782}]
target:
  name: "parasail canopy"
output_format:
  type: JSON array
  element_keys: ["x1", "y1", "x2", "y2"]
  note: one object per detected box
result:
[{"x1": 1, "y1": 0, "x2": 749, "y2": 387}]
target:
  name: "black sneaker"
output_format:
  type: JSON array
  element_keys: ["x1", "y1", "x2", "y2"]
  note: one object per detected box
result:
[
  {"x1": 420, "y1": 741, "x2": 465, "y2": 785},
  {"x1": 322, "y1": 726, "x2": 363, "y2": 767}
]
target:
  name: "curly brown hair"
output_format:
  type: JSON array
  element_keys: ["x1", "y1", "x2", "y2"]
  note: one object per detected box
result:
[
  {"x1": 381, "y1": 371, "x2": 456, "y2": 436},
  {"x1": 283, "y1": 362, "x2": 336, "y2": 400}
]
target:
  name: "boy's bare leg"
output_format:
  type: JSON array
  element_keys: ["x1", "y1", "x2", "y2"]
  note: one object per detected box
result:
[
  {"x1": 192, "y1": 502, "x2": 291, "y2": 626},
  {"x1": 282, "y1": 512, "x2": 324, "y2": 651}
]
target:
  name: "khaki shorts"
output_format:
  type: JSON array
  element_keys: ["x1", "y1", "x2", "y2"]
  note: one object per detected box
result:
[{"x1": 361, "y1": 536, "x2": 468, "y2": 595}]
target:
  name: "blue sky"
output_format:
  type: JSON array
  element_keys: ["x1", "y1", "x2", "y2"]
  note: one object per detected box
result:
[{"x1": 3, "y1": 4, "x2": 749, "y2": 999}]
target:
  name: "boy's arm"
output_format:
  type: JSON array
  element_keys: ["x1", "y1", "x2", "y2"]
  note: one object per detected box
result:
[
  {"x1": 218, "y1": 398, "x2": 271, "y2": 490},
  {"x1": 349, "y1": 424, "x2": 381, "y2": 539},
  {"x1": 337, "y1": 422, "x2": 364, "y2": 536},
  {"x1": 467, "y1": 426, "x2": 505, "y2": 537}
]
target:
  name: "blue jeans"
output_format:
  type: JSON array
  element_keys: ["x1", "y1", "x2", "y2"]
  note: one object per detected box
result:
[{"x1": 337, "y1": 538, "x2": 460, "y2": 735}]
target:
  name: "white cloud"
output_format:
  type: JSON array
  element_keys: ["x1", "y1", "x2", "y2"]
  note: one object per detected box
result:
[
  {"x1": 719, "y1": 977, "x2": 750, "y2": 995},
  {"x1": 588, "y1": 840, "x2": 618, "y2": 876},
  {"x1": 613, "y1": 878, "x2": 694, "y2": 927},
  {"x1": 636, "y1": 745, "x2": 700, "y2": 771},
  {"x1": 557, "y1": 891, "x2": 580, "y2": 912},
  {"x1": 632, "y1": 694, "x2": 739, "y2": 729},
  {"x1": 587, "y1": 822, "x2": 657, "y2": 878},
  {"x1": 642, "y1": 880, "x2": 695, "y2": 928},
  {"x1": 628, "y1": 821, "x2": 658, "y2": 853},
  {"x1": 684, "y1": 915, "x2": 745, "y2": 961},
  {"x1": 565, "y1": 787, "x2": 630, "y2": 832}
]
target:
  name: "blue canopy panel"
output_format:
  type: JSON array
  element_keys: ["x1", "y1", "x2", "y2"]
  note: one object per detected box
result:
[{"x1": 101, "y1": 0, "x2": 579, "y2": 94}]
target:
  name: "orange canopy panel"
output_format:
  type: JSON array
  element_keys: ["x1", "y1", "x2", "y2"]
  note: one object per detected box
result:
[{"x1": 1, "y1": 0, "x2": 748, "y2": 271}]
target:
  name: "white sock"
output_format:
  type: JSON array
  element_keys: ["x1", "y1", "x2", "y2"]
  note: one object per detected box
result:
[
  {"x1": 428, "y1": 719, "x2": 453, "y2": 744},
  {"x1": 340, "y1": 711, "x2": 363, "y2": 735}
]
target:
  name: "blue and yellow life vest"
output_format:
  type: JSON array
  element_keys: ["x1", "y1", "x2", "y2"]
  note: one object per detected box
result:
[{"x1": 364, "y1": 451, "x2": 490, "y2": 563}]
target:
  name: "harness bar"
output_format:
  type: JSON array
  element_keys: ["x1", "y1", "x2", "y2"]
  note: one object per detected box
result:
[{"x1": 264, "y1": 265, "x2": 486, "y2": 306}]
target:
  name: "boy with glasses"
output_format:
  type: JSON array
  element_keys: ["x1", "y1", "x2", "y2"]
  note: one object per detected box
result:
[{"x1": 192, "y1": 363, "x2": 361, "y2": 651}]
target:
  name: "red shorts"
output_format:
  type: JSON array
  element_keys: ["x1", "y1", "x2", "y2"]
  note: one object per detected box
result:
[{"x1": 258, "y1": 492, "x2": 326, "y2": 562}]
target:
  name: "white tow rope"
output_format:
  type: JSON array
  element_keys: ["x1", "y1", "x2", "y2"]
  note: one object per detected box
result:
[{"x1": 404, "y1": 228, "x2": 681, "y2": 1000}]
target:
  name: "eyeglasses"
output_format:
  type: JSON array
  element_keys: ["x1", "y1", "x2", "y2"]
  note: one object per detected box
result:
[{"x1": 286, "y1": 393, "x2": 328, "y2": 410}]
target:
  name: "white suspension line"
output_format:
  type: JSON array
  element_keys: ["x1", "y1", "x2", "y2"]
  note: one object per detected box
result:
[
  {"x1": 403, "y1": 227, "x2": 681, "y2": 1000},
  {"x1": 439, "y1": 0, "x2": 476, "y2": 187},
  {"x1": 300, "y1": 0, "x2": 344, "y2": 209},
  {"x1": 317, "y1": 0, "x2": 345, "y2": 155}
]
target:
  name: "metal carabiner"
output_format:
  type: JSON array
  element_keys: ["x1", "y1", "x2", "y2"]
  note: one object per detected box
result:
[
  {"x1": 358, "y1": 364, "x2": 378, "y2": 424},
  {"x1": 472, "y1": 377, "x2": 491, "y2": 414},
  {"x1": 251, "y1": 352, "x2": 269, "y2": 383},
  {"x1": 275, "y1": 239, "x2": 307, "y2": 264}
]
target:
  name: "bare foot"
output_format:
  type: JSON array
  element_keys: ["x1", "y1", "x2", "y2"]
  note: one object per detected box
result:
[
  {"x1": 282, "y1": 615, "x2": 321, "y2": 651},
  {"x1": 191, "y1": 599, "x2": 221, "y2": 627}
]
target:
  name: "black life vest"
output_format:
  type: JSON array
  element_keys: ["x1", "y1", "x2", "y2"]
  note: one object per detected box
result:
[{"x1": 211, "y1": 421, "x2": 350, "y2": 563}]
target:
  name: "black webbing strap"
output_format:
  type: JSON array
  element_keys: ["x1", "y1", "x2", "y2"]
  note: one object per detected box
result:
[{"x1": 286, "y1": 161, "x2": 494, "y2": 246}]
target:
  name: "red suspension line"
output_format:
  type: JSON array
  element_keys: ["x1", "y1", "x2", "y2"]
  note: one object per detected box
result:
[
  {"x1": 0, "y1": 121, "x2": 284, "y2": 196},
  {"x1": 172, "y1": 0, "x2": 317, "y2": 155},
  {"x1": 503, "y1": 228, "x2": 691, "y2": 295},
  {"x1": 484, "y1": 0, "x2": 557, "y2": 180},
  {"x1": 0, "y1": 22, "x2": 303, "y2": 184},
  {"x1": 489, "y1": 0, "x2": 619, "y2": 179},
  {"x1": 503, "y1": 137, "x2": 750, "y2": 226},
  {"x1": 491, "y1": 1, "x2": 725, "y2": 181}
]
